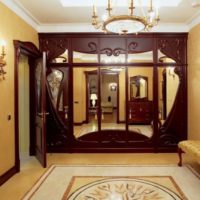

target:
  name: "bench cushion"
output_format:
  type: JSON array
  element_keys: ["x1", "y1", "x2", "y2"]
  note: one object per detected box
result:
[{"x1": 178, "y1": 140, "x2": 200, "y2": 164}]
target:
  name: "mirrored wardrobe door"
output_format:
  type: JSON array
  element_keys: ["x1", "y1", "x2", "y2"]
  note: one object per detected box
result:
[
  {"x1": 73, "y1": 67, "x2": 99, "y2": 141},
  {"x1": 158, "y1": 66, "x2": 179, "y2": 125},
  {"x1": 100, "y1": 67, "x2": 125, "y2": 132},
  {"x1": 127, "y1": 66, "x2": 154, "y2": 141}
]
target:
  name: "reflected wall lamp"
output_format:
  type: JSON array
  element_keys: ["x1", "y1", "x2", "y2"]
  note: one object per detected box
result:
[
  {"x1": 90, "y1": 93, "x2": 98, "y2": 107},
  {"x1": 0, "y1": 40, "x2": 6, "y2": 80}
]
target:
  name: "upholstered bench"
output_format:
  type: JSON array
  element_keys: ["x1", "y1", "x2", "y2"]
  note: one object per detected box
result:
[
  {"x1": 101, "y1": 102, "x2": 113, "y2": 113},
  {"x1": 178, "y1": 140, "x2": 200, "y2": 166}
]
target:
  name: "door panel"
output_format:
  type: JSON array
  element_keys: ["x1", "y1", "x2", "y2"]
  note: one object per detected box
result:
[{"x1": 35, "y1": 52, "x2": 47, "y2": 167}]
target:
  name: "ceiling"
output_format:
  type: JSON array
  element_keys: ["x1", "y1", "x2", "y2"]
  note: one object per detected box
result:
[{"x1": 2, "y1": 0, "x2": 200, "y2": 32}]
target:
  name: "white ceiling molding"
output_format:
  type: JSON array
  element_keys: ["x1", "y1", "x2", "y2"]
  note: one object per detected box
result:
[
  {"x1": 187, "y1": 10, "x2": 200, "y2": 30},
  {"x1": 38, "y1": 22, "x2": 189, "y2": 33},
  {"x1": 60, "y1": 0, "x2": 182, "y2": 7},
  {"x1": 0, "y1": 0, "x2": 194, "y2": 33},
  {"x1": 0, "y1": 0, "x2": 39, "y2": 30}
]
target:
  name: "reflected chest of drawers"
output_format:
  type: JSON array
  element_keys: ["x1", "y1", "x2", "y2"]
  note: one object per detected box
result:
[{"x1": 128, "y1": 101, "x2": 153, "y2": 124}]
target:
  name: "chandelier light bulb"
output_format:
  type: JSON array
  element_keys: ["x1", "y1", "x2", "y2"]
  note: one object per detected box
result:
[{"x1": 92, "y1": 0, "x2": 160, "y2": 34}]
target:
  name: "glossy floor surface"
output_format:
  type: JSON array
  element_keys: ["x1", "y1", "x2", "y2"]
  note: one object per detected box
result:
[{"x1": 0, "y1": 153, "x2": 200, "y2": 200}]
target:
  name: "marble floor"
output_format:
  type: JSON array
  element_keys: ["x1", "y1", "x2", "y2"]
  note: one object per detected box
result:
[{"x1": 0, "y1": 153, "x2": 200, "y2": 200}]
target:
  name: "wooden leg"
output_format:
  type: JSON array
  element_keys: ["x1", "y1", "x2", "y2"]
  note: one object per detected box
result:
[{"x1": 178, "y1": 147, "x2": 184, "y2": 166}]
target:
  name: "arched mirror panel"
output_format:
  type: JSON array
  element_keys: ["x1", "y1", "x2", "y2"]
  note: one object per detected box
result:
[
  {"x1": 100, "y1": 54, "x2": 126, "y2": 63},
  {"x1": 73, "y1": 51, "x2": 98, "y2": 63},
  {"x1": 128, "y1": 51, "x2": 153, "y2": 63},
  {"x1": 158, "y1": 50, "x2": 176, "y2": 63},
  {"x1": 157, "y1": 38, "x2": 186, "y2": 64},
  {"x1": 39, "y1": 37, "x2": 68, "y2": 61},
  {"x1": 50, "y1": 49, "x2": 68, "y2": 63},
  {"x1": 128, "y1": 67, "x2": 153, "y2": 141},
  {"x1": 73, "y1": 67, "x2": 99, "y2": 142}
]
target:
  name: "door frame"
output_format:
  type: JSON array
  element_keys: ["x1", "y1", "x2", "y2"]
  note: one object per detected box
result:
[{"x1": 14, "y1": 40, "x2": 41, "y2": 172}]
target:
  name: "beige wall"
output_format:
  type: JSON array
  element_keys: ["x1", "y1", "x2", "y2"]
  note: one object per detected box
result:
[
  {"x1": 18, "y1": 55, "x2": 30, "y2": 155},
  {"x1": 0, "y1": 3, "x2": 38, "y2": 175},
  {"x1": 188, "y1": 23, "x2": 200, "y2": 140}
]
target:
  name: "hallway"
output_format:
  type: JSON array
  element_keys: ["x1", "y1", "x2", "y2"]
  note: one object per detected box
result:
[{"x1": 0, "y1": 153, "x2": 199, "y2": 200}]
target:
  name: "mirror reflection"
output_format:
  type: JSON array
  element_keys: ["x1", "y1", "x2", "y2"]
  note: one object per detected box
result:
[
  {"x1": 51, "y1": 49, "x2": 68, "y2": 63},
  {"x1": 128, "y1": 51, "x2": 153, "y2": 63},
  {"x1": 128, "y1": 67, "x2": 153, "y2": 139},
  {"x1": 73, "y1": 51, "x2": 98, "y2": 63},
  {"x1": 158, "y1": 66, "x2": 179, "y2": 125},
  {"x1": 73, "y1": 67, "x2": 98, "y2": 139},
  {"x1": 100, "y1": 67, "x2": 125, "y2": 131},
  {"x1": 130, "y1": 75, "x2": 148, "y2": 100},
  {"x1": 158, "y1": 50, "x2": 176, "y2": 63}
]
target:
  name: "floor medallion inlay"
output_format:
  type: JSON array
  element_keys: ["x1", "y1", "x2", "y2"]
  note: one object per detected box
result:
[{"x1": 65, "y1": 177, "x2": 184, "y2": 200}]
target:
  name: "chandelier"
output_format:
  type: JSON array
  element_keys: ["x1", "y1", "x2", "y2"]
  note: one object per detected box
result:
[{"x1": 92, "y1": 0, "x2": 160, "y2": 34}]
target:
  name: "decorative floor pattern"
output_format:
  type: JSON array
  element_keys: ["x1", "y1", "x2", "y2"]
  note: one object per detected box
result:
[
  {"x1": 65, "y1": 176, "x2": 184, "y2": 200},
  {"x1": 22, "y1": 165, "x2": 200, "y2": 200}
]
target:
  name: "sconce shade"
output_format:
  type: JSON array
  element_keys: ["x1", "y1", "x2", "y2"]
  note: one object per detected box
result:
[
  {"x1": 90, "y1": 93, "x2": 98, "y2": 107},
  {"x1": 90, "y1": 93, "x2": 98, "y2": 100}
]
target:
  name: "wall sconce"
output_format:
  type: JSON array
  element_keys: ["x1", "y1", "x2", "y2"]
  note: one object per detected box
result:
[
  {"x1": 0, "y1": 40, "x2": 6, "y2": 80},
  {"x1": 109, "y1": 83, "x2": 117, "y2": 91}
]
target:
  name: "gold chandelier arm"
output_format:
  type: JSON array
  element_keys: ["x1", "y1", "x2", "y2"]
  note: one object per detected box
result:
[
  {"x1": 149, "y1": 0, "x2": 153, "y2": 12},
  {"x1": 106, "y1": 0, "x2": 112, "y2": 17},
  {"x1": 129, "y1": 0, "x2": 135, "y2": 16}
]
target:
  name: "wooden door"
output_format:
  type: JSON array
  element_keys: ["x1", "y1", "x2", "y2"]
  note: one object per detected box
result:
[{"x1": 35, "y1": 52, "x2": 47, "y2": 167}]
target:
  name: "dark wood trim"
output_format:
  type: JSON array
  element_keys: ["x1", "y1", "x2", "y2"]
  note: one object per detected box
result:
[
  {"x1": 13, "y1": 41, "x2": 41, "y2": 182},
  {"x1": 0, "y1": 166, "x2": 18, "y2": 186},
  {"x1": 74, "y1": 122, "x2": 85, "y2": 126},
  {"x1": 178, "y1": 147, "x2": 184, "y2": 166}
]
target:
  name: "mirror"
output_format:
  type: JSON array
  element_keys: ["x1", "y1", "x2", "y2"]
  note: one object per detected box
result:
[
  {"x1": 73, "y1": 67, "x2": 99, "y2": 140},
  {"x1": 128, "y1": 67, "x2": 153, "y2": 139},
  {"x1": 130, "y1": 76, "x2": 148, "y2": 100},
  {"x1": 158, "y1": 66, "x2": 179, "y2": 124},
  {"x1": 73, "y1": 51, "x2": 98, "y2": 63},
  {"x1": 128, "y1": 51, "x2": 153, "y2": 63},
  {"x1": 100, "y1": 67, "x2": 125, "y2": 131},
  {"x1": 51, "y1": 49, "x2": 68, "y2": 63}
]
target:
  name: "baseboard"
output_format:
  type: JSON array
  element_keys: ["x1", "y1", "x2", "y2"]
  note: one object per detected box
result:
[
  {"x1": 0, "y1": 166, "x2": 18, "y2": 186},
  {"x1": 118, "y1": 120, "x2": 125, "y2": 123},
  {"x1": 74, "y1": 122, "x2": 83, "y2": 126}
]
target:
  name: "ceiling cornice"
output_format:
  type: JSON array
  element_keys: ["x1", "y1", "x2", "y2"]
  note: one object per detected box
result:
[
  {"x1": 37, "y1": 23, "x2": 189, "y2": 33},
  {"x1": 187, "y1": 10, "x2": 200, "y2": 30},
  {"x1": 2, "y1": 0, "x2": 200, "y2": 33}
]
